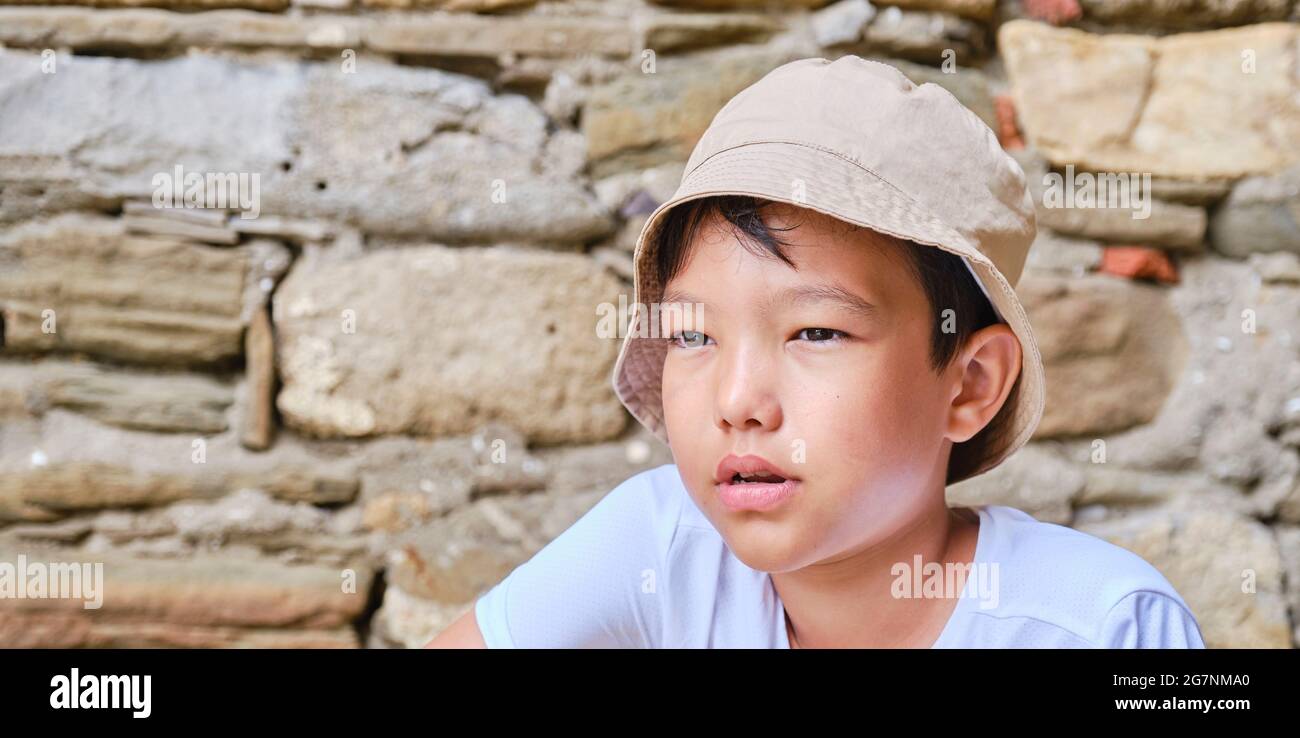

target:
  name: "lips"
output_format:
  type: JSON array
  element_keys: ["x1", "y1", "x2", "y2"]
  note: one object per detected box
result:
[
  {"x1": 714, "y1": 454, "x2": 801, "y2": 512},
  {"x1": 714, "y1": 454, "x2": 798, "y2": 485}
]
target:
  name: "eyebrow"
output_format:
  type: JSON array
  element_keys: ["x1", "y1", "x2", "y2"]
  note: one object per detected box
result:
[{"x1": 660, "y1": 284, "x2": 879, "y2": 321}]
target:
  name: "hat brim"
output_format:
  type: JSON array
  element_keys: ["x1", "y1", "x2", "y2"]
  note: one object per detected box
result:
[{"x1": 611, "y1": 140, "x2": 1045, "y2": 485}]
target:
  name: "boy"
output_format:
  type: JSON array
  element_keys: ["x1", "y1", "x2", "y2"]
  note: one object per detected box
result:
[{"x1": 428, "y1": 56, "x2": 1205, "y2": 648}]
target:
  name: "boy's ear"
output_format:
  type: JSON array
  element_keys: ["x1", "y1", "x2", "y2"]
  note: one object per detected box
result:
[{"x1": 944, "y1": 324, "x2": 1022, "y2": 444}]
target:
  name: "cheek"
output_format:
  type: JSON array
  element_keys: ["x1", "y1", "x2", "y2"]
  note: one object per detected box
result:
[
  {"x1": 798, "y1": 344, "x2": 949, "y2": 476},
  {"x1": 661, "y1": 355, "x2": 713, "y2": 466},
  {"x1": 660, "y1": 355, "x2": 700, "y2": 434}
]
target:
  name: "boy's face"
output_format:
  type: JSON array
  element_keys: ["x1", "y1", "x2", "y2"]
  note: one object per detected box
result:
[{"x1": 659, "y1": 205, "x2": 961, "y2": 573}]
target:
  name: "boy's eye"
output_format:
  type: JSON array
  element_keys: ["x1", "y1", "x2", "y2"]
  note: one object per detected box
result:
[
  {"x1": 795, "y1": 328, "x2": 845, "y2": 342},
  {"x1": 671, "y1": 330, "x2": 712, "y2": 349}
]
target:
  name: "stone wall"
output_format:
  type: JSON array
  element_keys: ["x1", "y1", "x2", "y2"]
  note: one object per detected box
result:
[{"x1": 0, "y1": 0, "x2": 1297, "y2": 648}]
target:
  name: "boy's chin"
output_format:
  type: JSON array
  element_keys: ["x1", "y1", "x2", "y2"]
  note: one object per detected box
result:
[{"x1": 717, "y1": 525, "x2": 814, "y2": 574}]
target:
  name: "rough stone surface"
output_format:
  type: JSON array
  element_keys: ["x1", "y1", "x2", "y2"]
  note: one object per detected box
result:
[
  {"x1": 383, "y1": 485, "x2": 603, "y2": 603},
  {"x1": 273, "y1": 246, "x2": 628, "y2": 443},
  {"x1": 355, "y1": 424, "x2": 549, "y2": 532},
  {"x1": 0, "y1": 0, "x2": 288, "y2": 9},
  {"x1": 0, "y1": 215, "x2": 248, "y2": 366},
  {"x1": 648, "y1": 0, "x2": 829, "y2": 7},
  {"x1": 1051, "y1": 258, "x2": 1300, "y2": 522},
  {"x1": 32, "y1": 363, "x2": 235, "y2": 435},
  {"x1": 0, "y1": 543, "x2": 371, "y2": 648},
  {"x1": 366, "y1": 13, "x2": 633, "y2": 57},
  {"x1": 1077, "y1": 0, "x2": 1291, "y2": 29},
  {"x1": 1001, "y1": 21, "x2": 1300, "y2": 179},
  {"x1": 0, "y1": 51, "x2": 612, "y2": 244},
  {"x1": 811, "y1": 0, "x2": 877, "y2": 47},
  {"x1": 0, "y1": 487, "x2": 370, "y2": 566},
  {"x1": 1024, "y1": 157, "x2": 1210, "y2": 251},
  {"x1": 1022, "y1": 273, "x2": 1188, "y2": 438},
  {"x1": 947, "y1": 443, "x2": 1084, "y2": 524},
  {"x1": 369, "y1": 584, "x2": 469, "y2": 648},
  {"x1": 0, "y1": 411, "x2": 361, "y2": 522},
  {"x1": 1209, "y1": 165, "x2": 1300, "y2": 258},
  {"x1": 361, "y1": 0, "x2": 536, "y2": 9},
  {"x1": 643, "y1": 12, "x2": 781, "y2": 53},
  {"x1": 858, "y1": 6, "x2": 987, "y2": 63},
  {"x1": 872, "y1": 0, "x2": 995, "y2": 19},
  {"x1": 0, "y1": 8, "x2": 634, "y2": 57},
  {"x1": 1024, "y1": 230, "x2": 1105, "y2": 276}
]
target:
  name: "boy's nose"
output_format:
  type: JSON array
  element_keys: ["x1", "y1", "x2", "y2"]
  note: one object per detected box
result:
[{"x1": 712, "y1": 344, "x2": 784, "y2": 434}]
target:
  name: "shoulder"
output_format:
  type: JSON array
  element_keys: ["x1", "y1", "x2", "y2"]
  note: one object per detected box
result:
[
  {"x1": 523, "y1": 462, "x2": 689, "y2": 571},
  {"x1": 595, "y1": 462, "x2": 690, "y2": 544},
  {"x1": 981, "y1": 504, "x2": 1181, "y2": 598},
  {"x1": 970, "y1": 505, "x2": 1204, "y2": 647}
]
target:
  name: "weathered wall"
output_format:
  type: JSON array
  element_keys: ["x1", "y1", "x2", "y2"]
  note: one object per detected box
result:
[{"x1": 0, "y1": 0, "x2": 1298, "y2": 648}]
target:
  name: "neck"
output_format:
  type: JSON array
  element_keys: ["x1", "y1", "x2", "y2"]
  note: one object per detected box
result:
[{"x1": 774, "y1": 500, "x2": 979, "y2": 649}]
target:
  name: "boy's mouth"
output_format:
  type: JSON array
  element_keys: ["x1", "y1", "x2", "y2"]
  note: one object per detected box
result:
[
  {"x1": 714, "y1": 453, "x2": 798, "y2": 484},
  {"x1": 713, "y1": 454, "x2": 801, "y2": 512},
  {"x1": 729, "y1": 471, "x2": 787, "y2": 484}
]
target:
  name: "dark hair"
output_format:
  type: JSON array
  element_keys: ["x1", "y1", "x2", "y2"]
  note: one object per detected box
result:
[{"x1": 651, "y1": 195, "x2": 1021, "y2": 484}]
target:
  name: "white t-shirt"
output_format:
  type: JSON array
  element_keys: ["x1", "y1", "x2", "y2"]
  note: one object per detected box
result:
[{"x1": 474, "y1": 463, "x2": 1206, "y2": 648}]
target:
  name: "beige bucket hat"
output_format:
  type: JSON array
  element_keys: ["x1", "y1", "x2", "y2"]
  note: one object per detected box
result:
[{"x1": 611, "y1": 55, "x2": 1044, "y2": 485}]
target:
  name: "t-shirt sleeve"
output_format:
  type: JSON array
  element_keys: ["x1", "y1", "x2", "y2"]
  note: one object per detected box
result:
[
  {"x1": 1098, "y1": 590, "x2": 1207, "y2": 648},
  {"x1": 473, "y1": 470, "x2": 675, "y2": 648}
]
